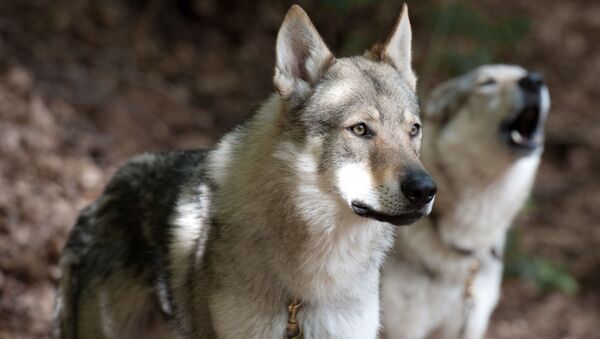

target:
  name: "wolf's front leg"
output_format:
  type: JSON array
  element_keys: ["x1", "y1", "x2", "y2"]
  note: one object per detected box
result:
[{"x1": 458, "y1": 263, "x2": 503, "y2": 339}]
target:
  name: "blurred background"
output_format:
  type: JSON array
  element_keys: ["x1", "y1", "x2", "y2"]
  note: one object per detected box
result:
[{"x1": 0, "y1": 0, "x2": 598, "y2": 338}]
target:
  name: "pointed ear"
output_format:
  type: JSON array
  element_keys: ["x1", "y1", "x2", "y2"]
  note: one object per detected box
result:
[
  {"x1": 367, "y1": 4, "x2": 416, "y2": 90},
  {"x1": 424, "y1": 77, "x2": 468, "y2": 124},
  {"x1": 274, "y1": 5, "x2": 334, "y2": 100}
]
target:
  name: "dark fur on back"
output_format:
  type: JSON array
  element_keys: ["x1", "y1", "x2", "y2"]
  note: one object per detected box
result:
[{"x1": 56, "y1": 150, "x2": 211, "y2": 338}]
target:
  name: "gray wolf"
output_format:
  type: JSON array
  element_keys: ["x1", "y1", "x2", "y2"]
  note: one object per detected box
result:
[
  {"x1": 381, "y1": 64, "x2": 550, "y2": 339},
  {"x1": 53, "y1": 4, "x2": 436, "y2": 339}
]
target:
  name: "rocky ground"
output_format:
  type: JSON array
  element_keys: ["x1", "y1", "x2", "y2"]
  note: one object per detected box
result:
[{"x1": 0, "y1": 1, "x2": 598, "y2": 338}]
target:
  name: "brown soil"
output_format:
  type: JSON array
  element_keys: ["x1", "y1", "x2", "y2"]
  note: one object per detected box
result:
[{"x1": 0, "y1": 1, "x2": 598, "y2": 338}]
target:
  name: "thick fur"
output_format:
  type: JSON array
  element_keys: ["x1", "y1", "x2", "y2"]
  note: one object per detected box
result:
[
  {"x1": 381, "y1": 65, "x2": 550, "y2": 339},
  {"x1": 54, "y1": 4, "x2": 434, "y2": 339}
]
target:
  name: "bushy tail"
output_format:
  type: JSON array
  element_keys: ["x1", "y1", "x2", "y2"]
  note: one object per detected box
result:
[{"x1": 53, "y1": 247, "x2": 84, "y2": 339}]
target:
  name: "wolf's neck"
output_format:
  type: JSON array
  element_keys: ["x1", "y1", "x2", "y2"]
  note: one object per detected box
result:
[
  {"x1": 207, "y1": 96, "x2": 393, "y2": 302},
  {"x1": 431, "y1": 154, "x2": 541, "y2": 255}
]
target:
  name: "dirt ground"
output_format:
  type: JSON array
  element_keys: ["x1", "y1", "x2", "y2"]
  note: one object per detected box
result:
[{"x1": 0, "y1": 1, "x2": 598, "y2": 338}]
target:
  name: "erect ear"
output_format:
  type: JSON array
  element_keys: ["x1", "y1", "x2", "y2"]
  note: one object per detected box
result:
[
  {"x1": 424, "y1": 77, "x2": 469, "y2": 124},
  {"x1": 366, "y1": 4, "x2": 416, "y2": 90},
  {"x1": 274, "y1": 5, "x2": 334, "y2": 100}
]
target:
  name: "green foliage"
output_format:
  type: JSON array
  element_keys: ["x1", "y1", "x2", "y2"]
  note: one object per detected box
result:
[
  {"x1": 504, "y1": 230, "x2": 579, "y2": 295},
  {"x1": 522, "y1": 196, "x2": 537, "y2": 211},
  {"x1": 321, "y1": 0, "x2": 379, "y2": 12},
  {"x1": 422, "y1": 3, "x2": 531, "y2": 76},
  {"x1": 338, "y1": 27, "x2": 373, "y2": 57}
]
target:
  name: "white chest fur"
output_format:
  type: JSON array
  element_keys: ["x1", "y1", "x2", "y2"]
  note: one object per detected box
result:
[{"x1": 209, "y1": 291, "x2": 381, "y2": 339}]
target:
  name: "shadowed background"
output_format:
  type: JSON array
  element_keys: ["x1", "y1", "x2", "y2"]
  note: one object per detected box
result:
[{"x1": 0, "y1": 0, "x2": 598, "y2": 338}]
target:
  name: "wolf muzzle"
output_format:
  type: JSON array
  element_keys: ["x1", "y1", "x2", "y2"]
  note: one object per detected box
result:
[
  {"x1": 351, "y1": 171, "x2": 436, "y2": 226},
  {"x1": 501, "y1": 72, "x2": 548, "y2": 151}
]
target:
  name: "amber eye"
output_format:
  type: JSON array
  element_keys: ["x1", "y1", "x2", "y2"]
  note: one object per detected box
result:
[
  {"x1": 410, "y1": 123, "x2": 421, "y2": 138},
  {"x1": 349, "y1": 123, "x2": 370, "y2": 137}
]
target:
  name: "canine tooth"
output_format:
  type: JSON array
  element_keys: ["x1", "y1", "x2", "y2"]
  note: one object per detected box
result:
[{"x1": 510, "y1": 130, "x2": 524, "y2": 144}]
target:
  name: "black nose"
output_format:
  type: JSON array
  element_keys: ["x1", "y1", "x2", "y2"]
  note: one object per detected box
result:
[
  {"x1": 401, "y1": 173, "x2": 437, "y2": 208},
  {"x1": 518, "y1": 72, "x2": 544, "y2": 93}
]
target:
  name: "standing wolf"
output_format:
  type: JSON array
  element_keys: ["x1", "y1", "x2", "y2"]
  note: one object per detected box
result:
[
  {"x1": 381, "y1": 65, "x2": 550, "y2": 339},
  {"x1": 54, "y1": 4, "x2": 436, "y2": 339}
]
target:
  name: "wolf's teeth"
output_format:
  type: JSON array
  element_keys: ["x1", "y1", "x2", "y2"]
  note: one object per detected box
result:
[{"x1": 511, "y1": 130, "x2": 523, "y2": 144}]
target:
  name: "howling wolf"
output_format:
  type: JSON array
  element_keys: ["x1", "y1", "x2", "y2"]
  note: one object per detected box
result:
[{"x1": 381, "y1": 65, "x2": 549, "y2": 339}]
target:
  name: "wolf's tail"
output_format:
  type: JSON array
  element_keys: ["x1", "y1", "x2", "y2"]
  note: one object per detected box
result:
[{"x1": 52, "y1": 201, "x2": 100, "y2": 339}]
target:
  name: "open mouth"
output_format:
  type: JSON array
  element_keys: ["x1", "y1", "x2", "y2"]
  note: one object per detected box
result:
[
  {"x1": 351, "y1": 201, "x2": 424, "y2": 226},
  {"x1": 500, "y1": 100, "x2": 545, "y2": 151}
]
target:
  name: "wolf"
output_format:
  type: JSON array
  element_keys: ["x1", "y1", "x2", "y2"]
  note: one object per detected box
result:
[
  {"x1": 53, "y1": 4, "x2": 436, "y2": 339},
  {"x1": 380, "y1": 65, "x2": 550, "y2": 339}
]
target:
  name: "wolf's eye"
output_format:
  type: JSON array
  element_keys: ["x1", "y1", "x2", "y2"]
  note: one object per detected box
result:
[
  {"x1": 349, "y1": 123, "x2": 371, "y2": 138},
  {"x1": 410, "y1": 123, "x2": 421, "y2": 138},
  {"x1": 478, "y1": 78, "x2": 497, "y2": 87}
]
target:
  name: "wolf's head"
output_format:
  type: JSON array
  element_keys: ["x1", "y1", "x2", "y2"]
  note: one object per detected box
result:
[
  {"x1": 272, "y1": 5, "x2": 435, "y2": 226},
  {"x1": 421, "y1": 65, "x2": 550, "y2": 250},
  {"x1": 424, "y1": 65, "x2": 550, "y2": 186}
]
